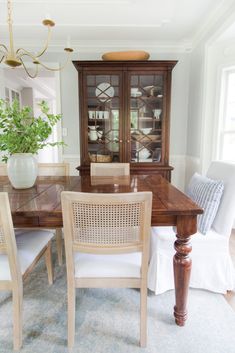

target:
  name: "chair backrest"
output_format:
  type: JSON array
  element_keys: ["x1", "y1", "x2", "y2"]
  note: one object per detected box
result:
[
  {"x1": 0, "y1": 193, "x2": 22, "y2": 286},
  {"x1": 90, "y1": 163, "x2": 130, "y2": 176},
  {"x1": 0, "y1": 162, "x2": 69, "y2": 177},
  {"x1": 206, "y1": 161, "x2": 235, "y2": 237},
  {"x1": 38, "y1": 163, "x2": 69, "y2": 176},
  {"x1": 61, "y1": 191, "x2": 152, "y2": 268}
]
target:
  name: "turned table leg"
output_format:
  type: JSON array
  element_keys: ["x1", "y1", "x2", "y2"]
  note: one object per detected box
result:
[{"x1": 173, "y1": 215, "x2": 197, "y2": 326}]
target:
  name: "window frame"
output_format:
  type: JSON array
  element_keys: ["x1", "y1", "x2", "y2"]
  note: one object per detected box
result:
[{"x1": 215, "y1": 66, "x2": 235, "y2": 162}]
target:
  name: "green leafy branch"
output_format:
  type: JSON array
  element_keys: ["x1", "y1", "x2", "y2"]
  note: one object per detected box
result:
[{"x1": 0, "y1": 99, "x2": 65, "y2": 162}]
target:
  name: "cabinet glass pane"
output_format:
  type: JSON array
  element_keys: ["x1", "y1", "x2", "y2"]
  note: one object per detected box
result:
[
  {"x1": 87, "y1": 74, "x2": 120, "y2": 162},
  {"x1": 130, "y1": 74, "x2": 164, "y2": 163}
]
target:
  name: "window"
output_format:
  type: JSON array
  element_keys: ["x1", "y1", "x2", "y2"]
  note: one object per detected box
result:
[
  {"x1": 5, "y1": 87, "x2": 21, "y2": 105},
  {"x1": 217, "y1": 68, "x2": 235, "y2": 162}
]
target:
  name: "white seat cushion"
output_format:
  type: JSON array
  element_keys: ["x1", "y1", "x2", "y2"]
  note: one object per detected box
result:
[
  {"x1": 0, "y1": 229, "x2": 54, "y2": 281},
  {"x1": 74, "y1": 252, "x2": 141, "y2": 278}
]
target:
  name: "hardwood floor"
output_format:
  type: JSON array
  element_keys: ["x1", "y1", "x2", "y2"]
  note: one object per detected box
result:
[{"x1": 224, "y1": 229, "x2": 235, "y2": 310}]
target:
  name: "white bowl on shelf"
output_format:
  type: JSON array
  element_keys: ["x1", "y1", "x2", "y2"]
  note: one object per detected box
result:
[
  {"x1": 138, "y1": 148, "x2": 151, "y2": 159},
  {"x1": 141, "y1": 128, "x2": 152, "y2": 135}
]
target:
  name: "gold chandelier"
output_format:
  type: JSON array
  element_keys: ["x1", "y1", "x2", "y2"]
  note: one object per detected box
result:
[{"x1": 0, "y1": 0, "x2": 73, "y2": 78}]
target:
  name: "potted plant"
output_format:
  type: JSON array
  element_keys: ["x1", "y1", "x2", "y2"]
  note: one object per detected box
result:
[{"x1": 0, "y1": 99, "x2": 65, "y2": 189}]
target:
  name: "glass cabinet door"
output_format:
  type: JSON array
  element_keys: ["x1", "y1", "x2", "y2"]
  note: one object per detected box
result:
[
  {"x1": 86, "y1": 74, "x2": 122, "y2": 163},
  {"x1": 129, "y1": 73, "x2": 164, "y2": 164}
]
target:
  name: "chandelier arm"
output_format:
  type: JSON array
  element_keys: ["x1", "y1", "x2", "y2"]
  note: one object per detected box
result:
[
  {"x1": 16, "y1": 47, "x2": 37, "y2": 61},
  {"x1": 2, "y1": 0, "x2": 73, "y2": 75},
  {"x1": 35, "y1": 25, "x2": 52, "y2": 58},
  {"x1": 0, "y1": 44, "x2": 8, "y2": 53},
  {"x1": 34, "y1": 51, "x2": 72, "y2": 71},
  {"x1": 16, "y1": 26, "x2": 52, "y2": 59},
  {"x1": 19, "y1": 57, "x2": 39, "y2": 79},
  {"x1": 0, "y1": 55, "x2": 6, "y2": 64}
]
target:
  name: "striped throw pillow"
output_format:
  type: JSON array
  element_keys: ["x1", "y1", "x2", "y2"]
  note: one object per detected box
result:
[{"x1": 187, "y1": 173, "x2": 224, "y2": 235}]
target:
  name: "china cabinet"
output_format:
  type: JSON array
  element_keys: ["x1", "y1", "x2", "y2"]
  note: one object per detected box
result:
[{"x1": 73, "y1": 60, "x2": 177, "y2": 179}]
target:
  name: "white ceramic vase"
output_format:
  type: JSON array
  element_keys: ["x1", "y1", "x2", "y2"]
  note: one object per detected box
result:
[{"x1": 7, "y1": 153, "x2": 38, "y2": 189}]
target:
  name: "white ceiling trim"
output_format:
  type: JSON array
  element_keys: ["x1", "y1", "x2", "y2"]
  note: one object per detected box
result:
[
  {"x1": 0, "y1": 23, "x2": 171, "y2": 28},
  {"x1": 0, "y1": 0, "x2": 135, "y2": 3},
  {"x1": 16, "y1": 40, "x2": 192, "y2": 53},
  {"x1": 192, "y1": 0, "x2": 235, "y2": 49}
]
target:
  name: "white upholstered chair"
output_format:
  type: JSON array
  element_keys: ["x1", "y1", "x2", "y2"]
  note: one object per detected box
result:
[
  {"x1": 90, "y1": 162, "x2": 130, "y2": 176},
  {"x1": 61, "y1": 191, "x2": 152, "y2": 348},
  {"x1": 148, "y1": 161, "x2": 235, "y2": 294},
  {"x1": 0, "y1": 192, "x2": 54, "y2": 350}
]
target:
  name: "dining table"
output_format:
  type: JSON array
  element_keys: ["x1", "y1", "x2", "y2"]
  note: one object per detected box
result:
[{"x1": 0, "y1": 173, "x2": 203, "y2": 327}]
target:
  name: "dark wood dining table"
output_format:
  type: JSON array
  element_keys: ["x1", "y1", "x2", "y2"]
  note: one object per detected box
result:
[{"x1": 0, "y1": 174, "x2": 203, "y2": 327}]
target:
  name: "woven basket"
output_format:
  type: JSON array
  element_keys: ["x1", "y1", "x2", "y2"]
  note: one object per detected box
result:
[{"x1": 89, "y1": 154, "x2": 112, "y2": 163}]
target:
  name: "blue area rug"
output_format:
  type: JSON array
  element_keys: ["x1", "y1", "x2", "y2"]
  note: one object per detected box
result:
[{"x1": 0, "y1": 245, "x2": 235, "y2": 353}]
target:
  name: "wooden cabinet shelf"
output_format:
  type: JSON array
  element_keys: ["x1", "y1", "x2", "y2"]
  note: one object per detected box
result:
[{"x1": 73, "y1": 60, "x2": 177, "y2": 179}]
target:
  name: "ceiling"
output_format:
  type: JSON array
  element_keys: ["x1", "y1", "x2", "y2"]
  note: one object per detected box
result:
[{"x1": 0, "y1": 0, "x2": 234, "y2": 53}]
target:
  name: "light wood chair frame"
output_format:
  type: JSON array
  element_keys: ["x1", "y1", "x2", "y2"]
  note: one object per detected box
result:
[
  {"x1": 0, "y1": 193, "x2": 53, "y2": 350},
  {"x1": 61, "y1": 191, "x2": 152, "y2": 349},
  {"x1": 90, "y1": 162, "x2": 130, "y2": 176},
  {"x1": 38, "y1": 163, "x2": 69, "y2": 266},
  {"x1": 0, "y1": 162, "x2": 69, "y2": 177},
  {"x1": 0, "y1": 162, "x2": 69, "y2": 266},
  {"x1": 0, "y1": 163, "x2": 7, "y2": 176},
  {"x1": 38, "y1": 163, "x2": 69, "y2": 177}
]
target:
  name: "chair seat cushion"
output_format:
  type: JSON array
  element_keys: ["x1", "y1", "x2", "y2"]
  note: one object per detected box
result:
[
  {"x1": 0, "y1": 229, "x2": 54, "y2": 281},
  {"x1": 74, "y1": 252, "x2": 141, "y2": 278}
]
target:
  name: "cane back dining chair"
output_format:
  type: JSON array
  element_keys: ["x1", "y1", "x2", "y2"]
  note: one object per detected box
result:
[
  {"x1": 0, "y1": 192, "x2": 54, "y2": 350},
  {"x1": 90, "y1": 162, "x2": 130, "y2": 176},
  {"x1": 148, "y1": 161, "x2": 235, "y2": 294},
  {"x1": 61, "y1": 191, "x2": 152, "y2": 348}
]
